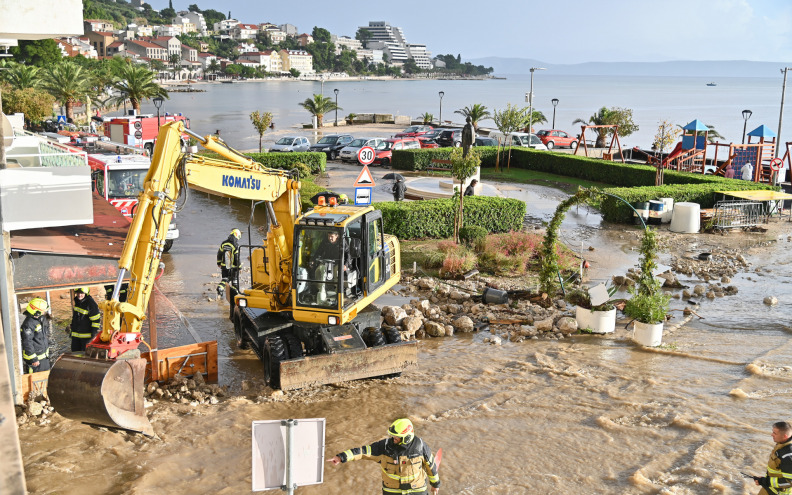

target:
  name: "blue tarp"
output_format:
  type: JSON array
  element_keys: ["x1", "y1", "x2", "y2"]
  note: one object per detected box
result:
[{"x1": 748, "y1": 125, "x2": 777, "y2": 138}]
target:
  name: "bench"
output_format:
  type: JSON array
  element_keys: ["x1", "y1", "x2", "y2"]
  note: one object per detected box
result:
[{"x1": 428, "y1": 159, "x2": 452, "y2": 173}]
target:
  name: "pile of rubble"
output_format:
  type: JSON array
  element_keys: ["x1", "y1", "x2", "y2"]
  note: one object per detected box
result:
[
  {"x1": 144, "y1": 372, "x2": 227, "y2": 407},
  {"x1": 15, "y1": 395, "x2": 54, "y2": 427}
]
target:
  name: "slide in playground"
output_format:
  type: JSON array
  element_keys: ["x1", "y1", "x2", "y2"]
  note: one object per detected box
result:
[{"x1": 662, "y1": 142, "x2": 684, "y2": 165}]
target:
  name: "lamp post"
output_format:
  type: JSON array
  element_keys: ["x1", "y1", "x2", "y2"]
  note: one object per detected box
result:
[
  {"x1": 153, "y1": 96, "x2": 164, "y2": 131},
  {"x1": 741, "y1": 109, "x2": 752, "y2": 144},
  {"x1": 438, "y1": 91, "x2": 444, "y2": 125},
  {"x1": 551, "y1": 98, "x2": 559, "y2": 129},
  {"x1": 777, "y1": 68, "x2": 792, "y2": 157},
  {"x1": 334, "y1": 88, "x2": 339, "y2": 127},
  {"x1": 527, "y1": 67, "x2": 546, "y2": 138}
]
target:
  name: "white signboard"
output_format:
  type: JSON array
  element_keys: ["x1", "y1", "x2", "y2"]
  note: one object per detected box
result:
[
  {"x1": 357, "y1": 146, "x2": 375, "y2": 165},
  {"x1": 355, "y1": 187, "x2": 372, "y2": 206},
  {"x1": 252, "y1": 418, "x2": 325, "y2": 492}
]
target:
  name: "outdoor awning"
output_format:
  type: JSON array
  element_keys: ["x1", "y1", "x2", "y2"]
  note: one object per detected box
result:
[{"x1": 10, "y1": 194, "x2": 129, "y2": 293}]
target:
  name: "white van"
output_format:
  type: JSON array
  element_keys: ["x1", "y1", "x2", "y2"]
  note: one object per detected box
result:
[{"x1": 488, "y1": 131, "x2": 548, "y2": 150}]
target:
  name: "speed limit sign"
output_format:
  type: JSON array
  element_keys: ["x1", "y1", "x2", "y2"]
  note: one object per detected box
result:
[{"x1": 357, "y1": 146, "x2": 375, "y2": 165}]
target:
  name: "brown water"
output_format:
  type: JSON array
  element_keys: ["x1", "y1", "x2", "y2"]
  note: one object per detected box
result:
[{"x1": 20, "y1": 173, "x2": 792, "y2": 494}]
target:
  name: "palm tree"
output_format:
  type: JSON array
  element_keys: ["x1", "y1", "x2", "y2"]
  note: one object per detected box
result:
[
  {"x1": 110, "y1": 64, "x2": 168, "y2": 112},
  {"x1": 573, "y1": 107, "x2": 612, "y2": 148},
  {"x1": 419, "y1": 112, "x2": 434, "y2": 124},
  {"x1": 454, "y1": 103, "x2": 491, "y2": 130},
  {"x1": 524, "y1": 110, "x2": 548, "y2": 133},
  {"x1": 39, "y1": 60, "x2": 93, "y2": 121},
  {"x1": 3, "y1": 62, "x2": 40, "y2": 90},
  {"x1": 299, "y1": 94, "x2": 341, "y2": 127}
]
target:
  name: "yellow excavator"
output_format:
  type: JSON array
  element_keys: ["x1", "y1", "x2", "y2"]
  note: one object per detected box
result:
[{"x1": 47, "y1": 121, "x2": 417, "y2": 435}]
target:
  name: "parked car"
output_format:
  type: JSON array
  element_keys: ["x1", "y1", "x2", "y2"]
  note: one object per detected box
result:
[
  {"x1": 488, "y1": 131, "x2": 548, "y2": 150},
  {"x1": 374, "y1": 138, "x2": 421, "y2": 167},
  {"x1": 308, "y1": 134, "x2": 354, "y2": 160},
  {"x1": 418, "y1": 138, "x2": 440, "y2": 149},
  {"x1": 436, "y1": 129, "x2": 463, "y2": 147},
  {"x1": 536, "y1": 129, "x2": 578, "y2": 149},
  {"x1": 270, "y1": 136, "x2": 310, "y2": 152},
  {"x1": 394, "y1": 125, "x2": 433, "y2": 138},
  {"x1": 338, "y1": 137, "x2": 385, "y2": 163},
  {"x1": 475, "y1": 136, "x2": 499, "y2": 147}
]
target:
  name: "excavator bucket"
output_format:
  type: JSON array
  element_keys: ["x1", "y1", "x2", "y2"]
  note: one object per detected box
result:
[
  {"x1": 278, "y1": 340, "x2": 419, "y2": 391},
  {"x1": 47, "y1": 354, "x2": 154, "y2": 436}
]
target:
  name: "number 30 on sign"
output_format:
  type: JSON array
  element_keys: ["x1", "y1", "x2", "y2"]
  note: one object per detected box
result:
[{"x1": 357, "y1": 146, "x2": 375, "y2": 165}]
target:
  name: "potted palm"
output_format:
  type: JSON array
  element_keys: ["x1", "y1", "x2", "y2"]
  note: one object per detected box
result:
[
  {"x1": 623, "y1": 228, "x2": 670, "y2": 346},
  {"x1": 567, "y1": 283, "x2": 621, "y2": 334}
]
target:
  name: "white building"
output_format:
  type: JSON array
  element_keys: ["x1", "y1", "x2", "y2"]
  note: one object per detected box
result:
[
  {"x1": 407, "y1": 44, "x2": 432, "y2": 69},
  {"x1": 127, "y1": 23, "x2": 153, "y2": 38},
  {"x1": 237, "y1": 41, "x2": 257, "y2": 53},
  {"x1": 280, "y1": 23, "x2": 298, "y2": 36},
  {"x1": 358, "y1": 21, "x2": 432, "y2": 67},
  {"x1": 332, "y1": 35, "x2": 362, "y2": 55},
  {"x1": 264, "y1": 27, "x2": 287, "y2": 43},
  {"x1": 171, "y1": 17, "x2": 197, "y2": 35},
  {"x1": 176, "y1": 11, "x2": 207, "y2": 36},
  {"x1": 240, "y1": 50, "x2": 282, "y2": 72},
  {"x1": 279, "y1": 49, "x2": 313, "y2": 74},
  {"x1": 213, "y1": 19, "x2": 239, "y2": 33},
  {"x1": 153, "y1": 25, "x2": 183, "y2": 37}
]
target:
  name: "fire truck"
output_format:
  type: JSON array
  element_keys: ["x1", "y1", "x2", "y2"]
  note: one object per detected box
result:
[
  {"x1": 102, "y1": 111, "x2": 190, "y2": 156},
  {"x1": 87, "y1": 150, "x2": 179, "y2": 252}
]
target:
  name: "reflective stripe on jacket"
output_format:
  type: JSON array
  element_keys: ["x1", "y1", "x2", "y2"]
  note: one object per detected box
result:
[
  {"x1": 338, "y1": 437, "x2": 440, "y2": 494},
  {"x1": 217, "y1": 236, "x2": 240, "y2": 268},
  {"x1": 766, "y1": 438, "x2": 792, "y2": 494},
  {"x1": 20, "y1": 314, "x2": 49, "y2": 363},
  {"x1": 71, "y1": 295, "x2": 100, "y2": 339}
]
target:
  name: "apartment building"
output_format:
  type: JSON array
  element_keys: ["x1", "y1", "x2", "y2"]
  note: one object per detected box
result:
[
  {"x1": 175, "y1": 11, "x2": 208, "y2": 36},
  {"x1": 84, "y1": 31, "x2": 116, "y2": 57},
  {"x1": 231, "y1": 23, "x2": 258, "y2": 40},
  {"x1": 279, "y1": 49, "x2": 313, "y2": 74}
]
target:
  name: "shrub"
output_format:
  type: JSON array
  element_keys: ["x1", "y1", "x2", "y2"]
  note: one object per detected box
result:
[
  {"x1": 289, "y1": 162, "x2": 312, "y2": 179},
  {"x1": 459, "y1": 225, "x2": 487, "y2": 248},
  {"x1": 376, "y1": 196, "x2": 525, "y2": 240},
  {"x1": 440, "y1": 250, "x2": 476, "y2": 278},
  {"x1": 247, "y1": 151, "x2": 326, "y2": 174}
]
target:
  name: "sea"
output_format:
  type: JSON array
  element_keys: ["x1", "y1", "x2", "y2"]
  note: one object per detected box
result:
[{"x1": 138, "y1": 74, "x2": 789, "y2": 152}]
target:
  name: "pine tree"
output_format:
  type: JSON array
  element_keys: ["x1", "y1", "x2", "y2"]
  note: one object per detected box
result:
[{"x1": 169, "y1": 0, "x2": 173, "y2": 9}]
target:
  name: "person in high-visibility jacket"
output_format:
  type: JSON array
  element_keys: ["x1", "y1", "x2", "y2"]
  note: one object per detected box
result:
[
  {"x1": 20, "y1": 298, "x2": 51, "y2": 374},
  {"x1": 216, "y1": 228, "x2": 241, "y2": 296},
  {"x1": 755, "y1": 421, "x2": 792, "y2": 494},
  {"x1": 68, "y1": 287, "x2": 100, "y2": 352},
  {"x1": 329, "y1": 418, "x2": 440, "y2": 495}
]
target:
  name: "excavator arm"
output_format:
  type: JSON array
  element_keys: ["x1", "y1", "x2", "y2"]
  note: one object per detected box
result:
[{"x1": 48, "y1": 121, "x2": 300, "y2": 435}]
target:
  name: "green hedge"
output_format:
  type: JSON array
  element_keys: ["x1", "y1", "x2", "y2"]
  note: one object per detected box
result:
[
  {"x1": 392, "y1": 147, "x2": 777, "y2": 223},
  {"x1": 199, "y1": 151, "x2": 326, "y2": 174},
  {"x1": 375, "y1": 196, "x2": 526, "y2": 239}
]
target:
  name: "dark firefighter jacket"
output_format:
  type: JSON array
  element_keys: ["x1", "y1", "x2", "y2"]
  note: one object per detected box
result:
[
  {"x1": 71, "y1": 294, "x2": 101, "y2": 339},
  {"x1": 763, "y1": 437, "x2": 792, "y2": 494},
  {"x1": 20, "y1": 313, "x2": 49, "y2": 368},
  {"x1": 217, "y1": 235, "x2": 240, "y2": 269},
  {"x1": 338, "y1": 436, "x2": 440, "y2": 494},
  {"x1": 392, "y1": 181, "x2": 406, "y2": 200}
]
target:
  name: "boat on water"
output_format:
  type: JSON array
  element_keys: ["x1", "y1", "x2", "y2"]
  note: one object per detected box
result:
[{"x1": 706, "y1": 82, "x2": 717, "y2": 86}]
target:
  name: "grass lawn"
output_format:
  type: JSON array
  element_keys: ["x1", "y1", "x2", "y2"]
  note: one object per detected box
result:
[{"x1": 480, "y1": 167, "x2": 612, "y2": 193}]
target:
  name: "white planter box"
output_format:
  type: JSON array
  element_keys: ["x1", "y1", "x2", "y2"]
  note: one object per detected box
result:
[
  {"x1": 576, "y1": 307, "x2": 616, "y2": 334},
  {"x1": 633, "y1": 321, "x2": 664, "y2": 346}
]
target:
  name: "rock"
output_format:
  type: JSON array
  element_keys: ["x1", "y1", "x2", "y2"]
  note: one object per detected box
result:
[
  {"x1": 415, "y1": 328, "x2": 426, "y2": 339},
  {"x1": 452, "y1": 316, "x2": 475, "y2": 333},
  {"x1": 383, "y1": 306, "x2": 409, "y2": 326},
  {"x1": 402, "y1": 316, "x2": 423, "y2": 334},
  {"x1": 557, "y1": 317, "x2": 578, "y2": 335},
  {"x1": 489, "y1": 336, "x2": 502, "y2": 345},
  {"x1": 424, "y1": 321, "x2": 446, "y2": 337},
  {"x1": 418, "y1": 278, "x2": 436, "y2": 290},
  {"x1": 445, "y1": 326, "x2": 454, "y2": 337},
  {"x1": 721, "y1": 276, "x2": 731, "y2": 283},
  {"x1": 693, "y1": 284, "x2": 706, "y2": 296},
  {"x1": 682, "y1": 289, "x2": 692, "y2": 298},
  {"x1": 554, "y1": 299, "x2": 567, "y2": 310},
  {"x1": 193, "y1": 372, "x2": 205, "y2": 386},
  {"x1": 270, "y1": 390, "x2": 284, "y2": 398},
  {"x1": 535, "y1": 317, "x2": 554, "y2": 333},
  {"x1": 146, "y1": 382, "x2": 159, "y2": 395},
  {"x1": 209, "y1": 396, "x2": 220, "y2": 405},
  {"x1": 764, "y1": 296, "x2": 779, "y2": 306},
  {"x1": 26, "y1": 402, "x2": 44, "y2": 417},
  {"x1": 241, "y1": 380, "x2": 251, "y2": 391},
  {"x1": 449, "y1": 290, "x2": 469, "y2": 301},
  {"x1": 17, "y1": 414, "x2": 28, "y2": 426},
  {"x1": 414, "y1": 299, "x2": 431, "y2": 312}
]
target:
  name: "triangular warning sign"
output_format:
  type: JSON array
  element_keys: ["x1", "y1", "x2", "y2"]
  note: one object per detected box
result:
[{"x1": 354, "y1": 165, "x2": 376, "y2": 188}]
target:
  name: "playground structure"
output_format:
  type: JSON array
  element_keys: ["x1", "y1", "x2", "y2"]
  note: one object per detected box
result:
[{"x1": 573, "y1": 125, "x2": 624, "y2": 162}]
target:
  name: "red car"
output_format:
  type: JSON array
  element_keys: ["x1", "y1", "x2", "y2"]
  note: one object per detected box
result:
[
  {"x1": 374, "y1": 138, "x2": 422, "y2": 167},
  {"x1": 395, "y1": 125, "x2": 434, "y2": 138},
  {"x1": 536, "y1": 129, "x2": 578, "y2": 149},
  {"x1": 417, "y1": 137, "x2": 439, "y2": 149}
]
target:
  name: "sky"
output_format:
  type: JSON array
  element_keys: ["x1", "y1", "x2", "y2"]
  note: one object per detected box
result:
[{"x1": 147, "y1": 0, "x2": 792, "y2": 64}]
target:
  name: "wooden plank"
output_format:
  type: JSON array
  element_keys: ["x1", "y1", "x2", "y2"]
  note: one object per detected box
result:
[
  {"x1": 141, "y1": 341, "x2": 218, "y2": 384},
  {"x1": 20, "y1": 370, "x2": 50, "y2": 401}
]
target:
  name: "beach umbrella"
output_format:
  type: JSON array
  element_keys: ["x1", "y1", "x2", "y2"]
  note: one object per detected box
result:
[{"x1": 381, "y1": 173, "x2": 405, "y2": 181}]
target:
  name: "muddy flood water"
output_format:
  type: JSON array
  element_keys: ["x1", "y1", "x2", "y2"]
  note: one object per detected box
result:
[{"x1": 19, "y1": 167, "x2": 792, "y2": 494}]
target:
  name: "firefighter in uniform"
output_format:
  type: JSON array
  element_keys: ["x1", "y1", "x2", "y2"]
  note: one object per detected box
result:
[
  {"x1": 68, "y1": 287, "x2": 101, "y2": 352},
  {"x1": 20, "y1": 298, "x2": 51, "y2": 374},
  {"x1": 329, "y1": 418, "x2": 440, "y2": 495},
  {"x1": 216, "y1": 228, "x2": 241, "y2": 296},
  {"x1": 755, "y1": 421, "x2": 792, "y2": 494}
]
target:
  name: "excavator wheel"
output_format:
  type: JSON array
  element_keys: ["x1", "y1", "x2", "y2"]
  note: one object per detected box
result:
[
  {"x1": 382, "y1": 327, "x2": 402, "y2": 344},
  {"x1": 263, "y1": 335, "x2": 288, "y2": 389},
  {"x1": 233, "y1": 311, "x2": 250, "y2": 350},
  {"x1": 282, "y1": 333, "x2": 304, "y2": 359}
]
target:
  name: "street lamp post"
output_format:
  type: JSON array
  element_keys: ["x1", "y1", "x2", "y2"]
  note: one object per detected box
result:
[
  {"x1": 438, "y1": 91, "x2": 444, "y2": 125},
  {"x1": 334, "y1": 88, "x2": 339, "y2": 127},
  {"x1": 741, "y1": 109, "x2": 752, "y2": 144},
  {"x1": 527, "y1": 67, "x2": 546, "y2": 139},
  {"x1": 551, "y1": 98, "x2": 559, "y2": 129},
  {"x1": 153, "y1": 96, "x2": 164, "y2": 131},
  {"x1": 777, "y1": 68, "x2": 792, "y2": 157}
]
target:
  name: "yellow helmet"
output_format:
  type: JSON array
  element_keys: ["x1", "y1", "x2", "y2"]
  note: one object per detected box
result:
[
  {"x1": 26, "y1": 298, "x2": 49, "y2": 316},
  {"x1": 231, "y1": 228, "x2": 241, "y2": 239},
  {"x1": 387, "y1": 418, "x2": 414, "y2": 444},
  {"x1": 338, "y1": 194, "x2": 349, "y2": 204},
  {"x1": 75, "y1": 286, "x2": 90, "y2": 294}
]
